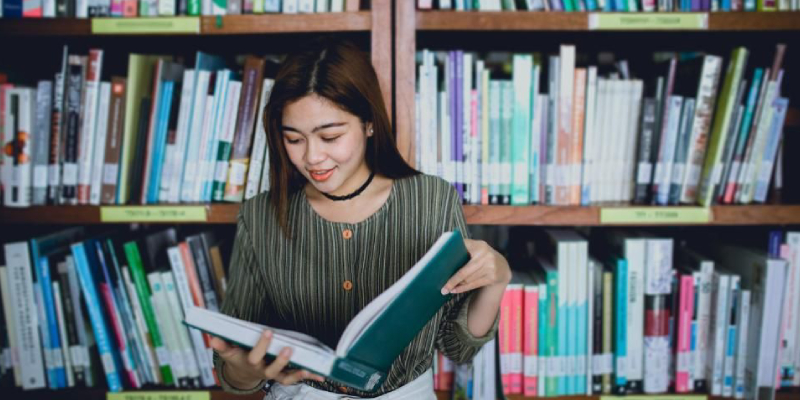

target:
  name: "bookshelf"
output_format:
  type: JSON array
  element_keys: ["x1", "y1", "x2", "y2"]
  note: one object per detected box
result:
[{"x1": 4, "y1": 204, "x2": 800, "y2": 225}]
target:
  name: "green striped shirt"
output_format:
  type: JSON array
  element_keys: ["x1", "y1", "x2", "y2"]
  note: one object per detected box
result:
[{"x1": 214, "y1": 174, "x2": 498, "y2": 397}]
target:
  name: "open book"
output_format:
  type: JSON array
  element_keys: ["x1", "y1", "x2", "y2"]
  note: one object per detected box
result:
[{"x1": 184, "y1": 230, "x2": 469, "y2": 392}]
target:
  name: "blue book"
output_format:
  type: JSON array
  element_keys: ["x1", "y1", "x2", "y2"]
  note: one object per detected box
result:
[
  {"x1": 147, "y1": 81, "x2": 175, "y2": 204},
  {"x1": 585, "y1": 0, "x2": 598, "y2": 10},
  {"x1": 29, "y1": 228, "x2": 84, "y2": 388},
  {"x1": 614, "y1": 257, "x2": 628, "y2": 394},
  {"x1": 202, "y1": 70, "x2": 232, "y2": 202},
  {"x1": 70, "y1": 241, "x2": 124, "y2": 392},
  {"x1": 2, "y1": 0, "x2": 22, "y2": 17},
  {"x1": 576, "y1": 249, "x2": 588, "y2": 395}
]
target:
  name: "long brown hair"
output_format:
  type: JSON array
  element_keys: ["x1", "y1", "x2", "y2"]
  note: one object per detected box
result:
[{"x1": 263, "y1": 37, "x2": 418, "y2": 237}]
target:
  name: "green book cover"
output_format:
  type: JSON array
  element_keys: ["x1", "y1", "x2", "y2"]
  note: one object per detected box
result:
[
  {"x1": 537, "y1": 257, "x2": 559, "y2": 396},
  {"x1": 697, "y1": 47, "x2": 748, "y2": 206},
  {"x1": 123, "y1": 240, "x2": 175, "y2": 386},
  {"x1": 185, "y1": 230, "x2": 470, "y2": 392},
  {"x1": 118, "y1": 54, "x2": 169, "y2": 205},
  {"x1": 188, "y1": 0, "x2": 201, "y2": 15},
  {"x1": 500, "y1": 80, "x2": 514, "y2": 203},
  {"x1": 511, "y1": 54, "x2": 532, "y2": 205}
]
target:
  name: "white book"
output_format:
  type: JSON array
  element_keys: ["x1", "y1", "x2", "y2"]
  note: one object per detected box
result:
[
  {"x1": 211, "y1": 80, "x2": 242, "y2": 201},
  {"x1": 315, "y1": 0, "x2": 329, "y2": 12},
  {"x1": 283, "y1": 0, "x2": 299, "y2": 13},
  {"x1": 734, "y1": 289, "x2": 751, "y2": 399},
  {"x1": 655, "y1": 95, "x2": 684, "y2": 204},
  {"x1": 623, "y1": 80, "x2": 643, "y2": 202},
  {"x1": 298, "y1": 0, "x2": 314, "y2": 12},
  {"x1": 33, "y1": 282, "x2": 54, "y2": 389},
  {"x1": 51, "y1": 281, "x2": 75, "y2": 387},
  {"x1": 244, "y1": 78, "x2": 275, "y2": 200},
  {"x1": 707, "y1": 272, "x2": 730, "y2": 395},
  {"x1": 558, "y1": 46, "x2": 574, "y2": 205},
  {"x1": 122, "y1": 267, "x2": 159, "y2": 384},
  {"x1": 180, "y1": 70, "x2": 212, "y2": 203},
  {"x1": 147, "y1": 272, "x2": 188, "y2": 385},
  {"x1": 723, "y1": 275, "x2": 741, "y2": 397},
  {"x1": 592, "y1": 78, "x2": 610, "y2": 204},
  {"x1": 418, "y1": 51, "x2": 433, "y2": 175},
  {"x1": 200, "y1": 71, "x2": 231, "y2": 202},
  {"x1": 329, "y1": 0, "x2": 343, "y2": 12},
  {"x1": 3, "y1": 242, "x2": 46, "y2": 389},
  {"x1": 78, "y1": 50, "x2": 103, "y2": 205},
  {"x1": 481, "y1": 339, "x2": 497, "y2": 400},
  {"x1": 580, "y1": 66, "x2": 597, "y2": 205},
  {"x1": 626, "y1": 236, "x2": 646, "y2": 390},
  {"x1": 162, "y1": 69, "x2": 195, "y2": 203},
  {"x1": 787, "y1": 233, "x2": 800, "y2": 387},
  {"x1": 576, "y1": 240, "x2": 588, "y2": 394},
  {"x1": 531, "y1": 92, "x2": 544, "y2": 205},
  {"x1": 161, "y1": 272, "x2": 202, "y2": 386},
  {"x1": 77, "y1": 0, "x2": 88, "y2": 17},
  {"x1": 780, "y1": 234, "x2": 800, "y2": 387},
  {"x1": 0, "y1": 265, "x2": 22, "y2": 386},
  {"x1": 89, "y1": 82, "x2": 111, "y2": 205},
  {"x1": 586, "y1": 258, "x2": 595, "y2": 395},
  {"x1": 159, "y1": 0, "x2": 176, "y2": 15},
  {"x1": 65, "y1": 256, "x2": 93, "y2": 385},
  {"x1": 189, "y1": 96, "x2": 215, "y2": 202},
  {"x1": 166, "y1": 247, "x2": 216, "y2": 387},
  {"x1": 3, "y1": 88, "x2": 35, "y2": 208}
]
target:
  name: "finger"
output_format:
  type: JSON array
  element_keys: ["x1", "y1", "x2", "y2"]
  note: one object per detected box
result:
[
  {"x1": 211, "y1": 337, "x2": 244, "y2": 360},
  {"x1": 463, "y1": 239, "x2": 485, "y2": 256},
  {"x1": 264, "y1": 347, "x2": 293, "y2": 379},
  {"x1": 442, "y1": 249, "x2": 493, "y2": 294},
  {"x1": 451, "y1": 266, "x2": 490, "y2": 293},
  {"x1": 451, "y1": 275, "x2": 494, "y2": 294},
  {"x1": 248, "y1": 330, "x2": 273, "y2": 366},
  {"x1": 276, "y1": 369, "x2": 313, "y2": 386}
]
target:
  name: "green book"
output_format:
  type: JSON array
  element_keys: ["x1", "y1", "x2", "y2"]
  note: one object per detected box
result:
[
  {"x1": 184, "y1": 230, "x2": 470, "y2": 392},
  {"x1": 124, "y1": 240, "x2": 175, "y2": 386},
  {"x1": 697, "y1": 47, "x2": 748, "y2": 207},
  {"x1": 511, "y1": 54, "x2": 533, "y2": 205}
]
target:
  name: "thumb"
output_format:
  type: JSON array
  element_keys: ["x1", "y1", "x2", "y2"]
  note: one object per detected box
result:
[{"x1": 211, "y1": 337, "x2": 240, "y2": 359}]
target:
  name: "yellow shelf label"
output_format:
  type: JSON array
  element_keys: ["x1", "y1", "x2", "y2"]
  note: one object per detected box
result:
[
  {"x1": 601, "y1": 396, "x2": 707, "y2": 400},
  {"x1": 92, "y1": 17, "x2": 201, "y2": 34},
  {"x1": 100, "y1": 206, "x2": 207, "y2": 223},
  {"x1": 107, "y1": 392, "x2": 210, "y2": 400},
  {"x1": 600, "y1": 207, "x2": 711, "y2": 224},
  {"x1": 589, "y1": 13, "x2": 708, "y2": 30}
]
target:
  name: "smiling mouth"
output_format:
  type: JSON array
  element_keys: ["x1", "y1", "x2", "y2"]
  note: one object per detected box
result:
[{"x1": 309, "y1": 168, "x2": 335, "y2": 182}]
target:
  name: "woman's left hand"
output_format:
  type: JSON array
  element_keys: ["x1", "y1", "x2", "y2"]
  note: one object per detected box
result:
[{"x1": 441, "y1": 239, "x2": 512, "y2": 295}]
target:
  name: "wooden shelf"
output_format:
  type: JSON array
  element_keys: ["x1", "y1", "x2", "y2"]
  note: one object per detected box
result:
[
  {"x1": 3, "y1": 204, "x2": 800, "y2": 226},
  {"x1": 0, "y1": 13, "x2": 371, "y2": 36},
  {"x1": 417, "y1": 11, "x2": 800, "y2": 31}
]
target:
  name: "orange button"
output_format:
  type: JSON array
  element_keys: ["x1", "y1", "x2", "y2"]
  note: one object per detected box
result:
[
  {"x1": 342, "y1": 229, "x2": 353, "y2": 239},
  {"x1": 343, "y1": 280, "x2": 353, "y2": 291}
]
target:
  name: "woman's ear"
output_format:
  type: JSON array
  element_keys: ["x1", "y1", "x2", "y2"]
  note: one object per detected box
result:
[{"x1": 365, "y1": 122, "x2": 374, "y2": 137}]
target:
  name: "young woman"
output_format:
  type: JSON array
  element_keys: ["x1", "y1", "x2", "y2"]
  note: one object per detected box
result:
[{"x1": 211, "y1": 38, "x2": 511, "y2": 399}]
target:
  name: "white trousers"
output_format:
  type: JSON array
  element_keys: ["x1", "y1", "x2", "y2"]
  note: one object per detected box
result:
[{"x1": 264, "y1": 369, "x2": 435, "y2": 400}]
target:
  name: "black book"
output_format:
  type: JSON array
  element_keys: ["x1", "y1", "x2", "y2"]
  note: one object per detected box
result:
[
  {"x1": 186, "y1": 233, "x2": 219, "y2": 313},
  {"x1": 127, "y1": 97, "x2": 151, "y2": 205}
]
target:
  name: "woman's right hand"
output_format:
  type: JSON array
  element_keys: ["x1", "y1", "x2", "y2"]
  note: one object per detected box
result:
[{"x1": 210, "y1": 330, "x2": 325, "y2": 388}]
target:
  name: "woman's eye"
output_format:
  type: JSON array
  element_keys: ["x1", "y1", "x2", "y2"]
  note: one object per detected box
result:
[
  {"x1": 285, "y1": 137, "x2": 302, "y2": 144},
  {"x1": 322, "y1": 136, "x2": 341, "y2": 143}
]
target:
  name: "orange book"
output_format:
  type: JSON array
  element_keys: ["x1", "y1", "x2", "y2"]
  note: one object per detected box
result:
[{"x1": 571, "y1": 69, "x2": 587, "y2": 205}]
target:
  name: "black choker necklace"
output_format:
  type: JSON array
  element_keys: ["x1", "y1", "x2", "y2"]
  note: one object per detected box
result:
[{"x1": 321, "y1": 171, "x2": 376, "y2": 201}]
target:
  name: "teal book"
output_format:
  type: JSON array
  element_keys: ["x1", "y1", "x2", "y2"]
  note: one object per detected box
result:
[
  {"x1": 511, "y1": 54, "x2": 532, "y2": 205},
  {"x1": 184, "y1": 230, "x2": 470, "y2": 392}
]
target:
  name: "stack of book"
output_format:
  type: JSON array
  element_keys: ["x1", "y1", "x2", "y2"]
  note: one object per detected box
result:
[
  {"x1": 1, "y1": 48, "x2": 278, "y2": 208},
  {"x1": 416, "y1": 0, "x2": 800, "y2": 12},
  {"x1": 415, "y1": 44, "x2": 790, "y2": 206},
  {"x1": 0, "y1": 0, "x2": 356, "y2": 18},
  {"x1": 0, "y1": 227, "x2": 228, "y2": 391}
]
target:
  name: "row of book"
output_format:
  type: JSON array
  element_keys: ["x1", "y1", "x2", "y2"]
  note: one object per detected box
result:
[
  {"x1": 1, "y1": 48, "x2": 279, "y2": 208},
  {"x1": 0, "y1": 227, "x2": 229, "y2": 391},
  {"x1": 417, "y1": 0, "x2": 800, "y2": 12},
  {"x1": 414, "y1": 44, "x2": 790, "y2": 206},
  {"x1": 0, "y1": 0, "x2": 354, "y2": 17},
  {"x1": 429, "y1": 228, "x2": 800, "y2": 399}
]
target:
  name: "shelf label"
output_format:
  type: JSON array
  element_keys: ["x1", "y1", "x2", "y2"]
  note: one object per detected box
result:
[
  {"x1": 600, "y1": 207, "x2": 711, "y2": 224},
  {"x1": 601, "y1": 396, "x2": 707, "y2": 400},
  {"x1": 588, "y1": 13, "x2": 708, "y2": 30},
  {"x1": 100, "y1": 206, "x2": 207, "y2": 222},
  {"x1": 107, "y1": 392, "x2": 210, "y2": 400},
  {"x1": 92, "y1": 17, "x2": 201, "y2": 34}
]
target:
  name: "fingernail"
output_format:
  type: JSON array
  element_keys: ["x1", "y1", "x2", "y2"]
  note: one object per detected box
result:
[
  {"x1": 441, "y1": 288, "x2": 449, "y2": 295},
  {"x1": 264, "y1": 330, "x2": 272, "y2": 338},
  {"x1": 281, "y1": 348, "x2": 292, "y2": 357}
]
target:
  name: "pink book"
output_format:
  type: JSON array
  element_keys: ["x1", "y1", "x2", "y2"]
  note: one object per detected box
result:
[
  {"x1": 676, "y1": 275, "x2": 695, "y2": 392},
  {"x1": 509, "y1": 284, "x2": 524, "y2": 394},
  {"x1": 100, "y1": 283, "x2": 140, "y2": 388},
  {"x1": 500, "y1": 287, "x2": 513, "y2": 394},
  {"x1": 523, "y1": 285, "x2": 539, "y2": 397}
]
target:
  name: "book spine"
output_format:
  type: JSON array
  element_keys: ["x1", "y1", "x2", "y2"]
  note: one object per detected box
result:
[
  {"x1": 523, "y1": 286, "x2": 539, "y2": 397},
  {"x1": 723, "y1": 69, "x2": 763, "y2": 204},
  {"x1": 707, "y1": 273, "x2": 729, "y2": 395},
  {"x1": 32, "y1": 250, "x2": 67, "y2": 388},
  {"x1": 123, "y1": 242, "x2": 174, "y2": 386},
  {"x1": 733, "y1": 289, "x2": 751, "y2": 398},
  {"x1": 656, "y1": 96, "x2": 684, "y2": 205},
  {"x1": 122, "y1": 266, "x2": 160, "y2": 384},
  {"x1": 545, "y1": 270, "x2": 558, "y2": 396},
  {"x1": 147, "y1": 80, "x2": 177, "y2": 205},
  {"x1": 187, "y1": 237, "x2": 219, "y2": 311},
  {"x1": 570, "y1": 68, "x2": 586, "y2": 206},
  {"x1": 538, "y1": 282, "x2": 548, "y2": 397},
  {"x1": 511, "y1": 55, "x2": 532, "y2": 205},
  {"x1": 676, "y1": 275, "x2": 695, "y2": 392},
  {"x1": 669, "y1": 99, "x2": 697, "y2": 205},
  {"x1": 753, "y1": 97, "x2": 789, "y2": 203},
  {"x1": 69, "y1": 242, "x2": 123, "y2": 392},
  {"x1": 244, "y1": 78, "x2": 273, "y2": 200},
  {"x1": 556, "y1": 46, "x2": 574, "y2": 206},
  {"x1": 634, "y1": 98, "x2": 657, "y2": 204},
  {"x1": 576, "y1": 241, "x2": 589, "y2": 395},
  {"x1": 614, "y1": 258, "x2": 628, "y2": 395},
  {"x1": 643, "y1": 295, "x2": 670, "y2": 394},
  {"x1": 89, "y1": 82, "x2": 111, "y2": 206},
  {"x1": 162, "y1": 272, "x2": 202, "y2": 387},
  {"x1": 723, "y1": 276, "x2": 741, "y2": 397},
  {"x1": 101, "y1": 78, "x2": 126, "y2": 205},
  {"x1": 77, "y1": 50, "x2": 103, "y2": 205},
  {"x1": 680, "y1": 55, "x2": 723, "y2": 204},
  {"x1": 626, "y1": 240, "x2": 645, "y2": 393},
  {"x1": 211, "y1": 81, "x2": 242, "y2": 202},
  {"x1": 500, "y1": 286, "x2": 513, "y2": 394},
  {"x1": 147, "y1": 272, "x2": 188, "y2": 386},
  {"x1": 33, "y1": 81, "x2": 52, "y2": 206},
  {"x1": 52, "y1": 281, "x2": 76, "y2": 387}
]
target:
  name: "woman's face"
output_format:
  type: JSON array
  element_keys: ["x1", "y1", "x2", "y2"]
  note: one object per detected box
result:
[{"x1": 281, "y1": 94, "x2": 373, "y2": 196}]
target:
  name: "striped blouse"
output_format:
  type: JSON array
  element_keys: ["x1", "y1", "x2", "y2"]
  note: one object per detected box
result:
[{"x1": 214, "y1": 173, "x2": 498, "y2": 397}]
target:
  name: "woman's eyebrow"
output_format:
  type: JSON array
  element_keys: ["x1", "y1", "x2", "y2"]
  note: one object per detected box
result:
[{"x1": 281, "y1": 122, "x2": 348, "y2": 134}]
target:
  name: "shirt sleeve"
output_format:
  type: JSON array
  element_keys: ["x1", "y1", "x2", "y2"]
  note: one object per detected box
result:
[
  {"x1": 213, "y1": 211, "x2": 270, "y2": 394},
  {"x1": 434, "y1": 186, "x2": 500, "y2": 364}
]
